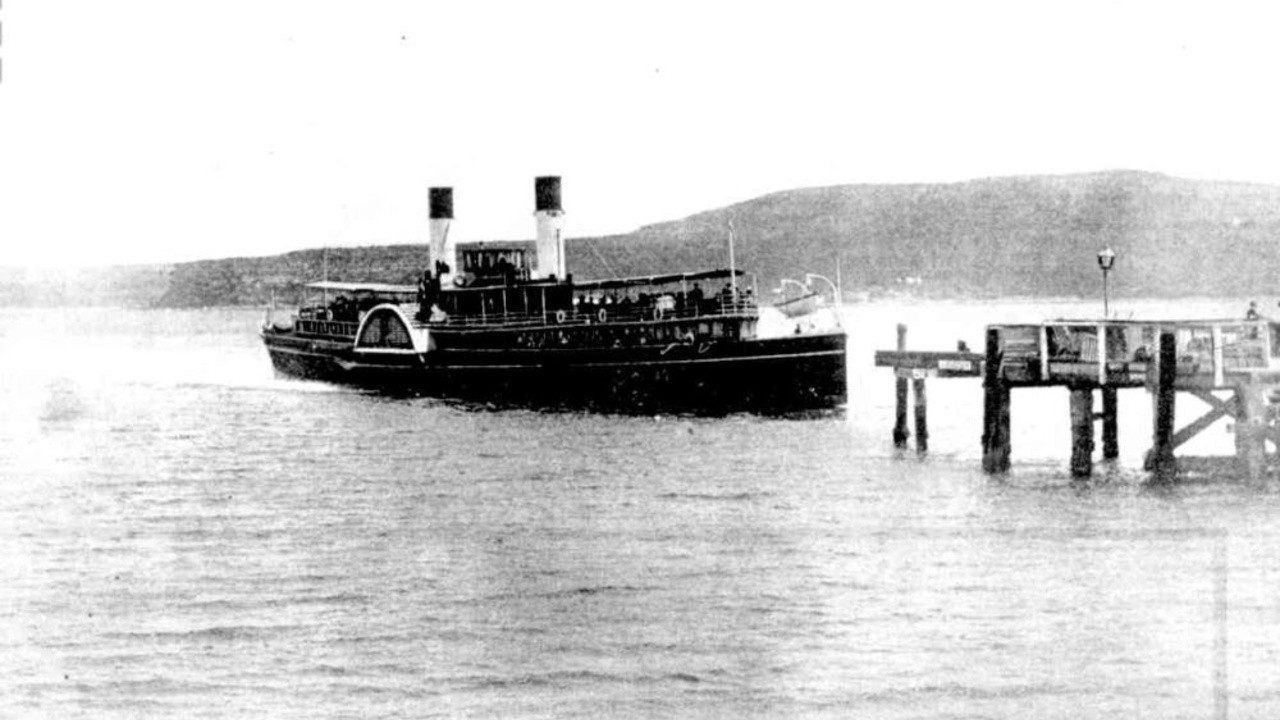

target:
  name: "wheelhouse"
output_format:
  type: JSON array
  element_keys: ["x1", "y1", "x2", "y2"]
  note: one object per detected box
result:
[{"x1": 454, "y1": 241, "x2": 535, "y2": 284}]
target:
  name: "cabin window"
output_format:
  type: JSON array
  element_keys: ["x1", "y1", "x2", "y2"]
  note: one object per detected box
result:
[
  {"x1": 461, "y1": 248, "x2": 530, "y2": 277},
  {"x1": 357, "y1": 309, "x2": 413, "y2": 349}
]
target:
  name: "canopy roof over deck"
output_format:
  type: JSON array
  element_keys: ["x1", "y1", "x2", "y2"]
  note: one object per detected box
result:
[
  {"x1": 438, "y1": 268, "x2": 746, "y2": 294},
  {"x1": 305, "y1": 281, "x2": 418, "y2": 294},
  {"x1": 1042, "y1": 317, "x2": 1273, "y2": 327},
  {"x1": 573, "y1": 268, "x2": 744, "y2": 291}
]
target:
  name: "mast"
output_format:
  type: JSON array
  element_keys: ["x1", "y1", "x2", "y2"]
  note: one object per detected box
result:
[
  {"x1": 836, "y1": 254, "x2": 843, "y2": 303},
  {"x1": 727, "y1": 220, "x2": 738, "y2": 296}
]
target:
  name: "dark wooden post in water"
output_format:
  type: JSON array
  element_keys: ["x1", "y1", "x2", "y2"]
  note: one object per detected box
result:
[
  {"x1": 1236, "y1": 382, "x2": 1267, "y2": 481},
  {"x1": 982, "y1": 328, "x2": 1011, "y2": 473},
  {"x1": 893, "y1": 324, "x2": 910, "y2": 448},
  {"x1": 913, "y1": 376, "x2": 928, "y2": 453},
  {"x1": 1070, "y1": 387, "x2": 1095, "y2": 477},
  {"x1": 1101, "y1": 387, "x2": 1119, "y2": 460},
  {"x1": 1149, "y1": 331, "x2": 1178, "y2": 477},
  {"x1": 876, "y1": 325, "x2": 981, "y2": 456}
]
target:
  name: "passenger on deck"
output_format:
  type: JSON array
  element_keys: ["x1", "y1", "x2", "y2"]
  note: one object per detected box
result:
[
  {"x1": 718, "y1": 284, "x2": 737, "y2": 310},
  {"x1": 1247, "y1": 301, "x2": 1260, "y2": 320},
  {"x1": 689, "y1": 283, "x2": 704, "y2": 314},
  {"x1": 495, "y1": 257, "x2": 516, "y2": 284},
  {"x1": 331, "y1": 296, "x2": 355, "y2": 322}
]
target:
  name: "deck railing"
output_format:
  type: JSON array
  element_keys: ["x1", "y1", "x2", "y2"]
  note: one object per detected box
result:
[
  {"x1": 295, "y1": 318, "x2": 360, "y2": 339},
  {"x1": 430, "y1": 296, "x2": 758, "y2": 328}
]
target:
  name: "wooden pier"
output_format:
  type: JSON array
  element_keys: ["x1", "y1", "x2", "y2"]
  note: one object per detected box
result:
[{"x1": 875, "y1": 318, "x2": 1280, "y2": 480}]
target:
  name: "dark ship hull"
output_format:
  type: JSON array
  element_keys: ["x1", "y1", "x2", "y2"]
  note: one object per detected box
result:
[{"x1": 263, "y1": 328, "x2": 846, "y2": 414}]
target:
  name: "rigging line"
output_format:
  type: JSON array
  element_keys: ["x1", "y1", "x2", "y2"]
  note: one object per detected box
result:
[{"x1": 582, "y1": 237, "x2": 618, "y2": 278}]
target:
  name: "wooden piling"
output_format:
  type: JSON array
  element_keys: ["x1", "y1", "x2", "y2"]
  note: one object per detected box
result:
[
  {"x1": 1101, "y1": 387, "x2": 1119, "y2": 460},
  {"x1": 912, "y1": 376, "x2": 928, "y2": 453},
  {"x1": 1070, "y1": 387, "x2": 1094, "y2": 477},
  {"x1": 982, "y1": 328, "x2": 1011, "y2": 473},
  {"x1": 1236, "y1": 382, "x2": 1267, "y2": 481},
  {"x1": 1149, "y1": 331, "x2": 1177, "y2": 477},
  {"x1": 893, "y1": 324, "x2": 910, "y2": 448}
]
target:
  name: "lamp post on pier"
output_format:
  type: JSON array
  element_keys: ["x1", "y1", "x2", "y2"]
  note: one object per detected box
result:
[{"x1": 1097, "y1": 246, "x2": 1116, "y2": 317}]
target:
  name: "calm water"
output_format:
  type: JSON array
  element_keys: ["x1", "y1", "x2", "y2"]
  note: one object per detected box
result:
[{"x1": 2, "y1": 301, "x2": 1279, "y2": 719}]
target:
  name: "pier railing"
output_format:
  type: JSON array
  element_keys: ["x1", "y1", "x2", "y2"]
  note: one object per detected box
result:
[{"x1": 991, "y1": 319, "x2": 1277, "y2": 388}]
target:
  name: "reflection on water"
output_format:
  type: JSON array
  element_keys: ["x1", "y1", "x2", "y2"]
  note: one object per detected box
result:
[{"x1": 1, "y1": 302, "x2": 1278, "y2": 719}]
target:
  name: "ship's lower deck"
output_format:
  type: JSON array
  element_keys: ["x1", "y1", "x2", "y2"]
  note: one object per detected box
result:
[{"x1": 262, "y1": 329, "x2": 847, "y2": 414}]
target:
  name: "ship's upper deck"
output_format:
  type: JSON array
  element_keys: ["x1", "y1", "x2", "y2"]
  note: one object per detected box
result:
[{"x1": 425, "y1": 268, "x2": 758, "y2": 328}]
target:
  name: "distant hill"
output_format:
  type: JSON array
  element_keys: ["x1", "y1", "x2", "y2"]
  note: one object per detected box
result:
[
  {"x1": 5, "y1": 171, "x2": 1279, "y2": 307},
  {"x1": 0, "y1": 264, "x2": 171, "y2": 307},
  {"x1": 153, "y1": 246, "x2": 429, "y2": 309},
  {"x1": 567, "y1": 170, "x2": 1280, "y2": 299}
]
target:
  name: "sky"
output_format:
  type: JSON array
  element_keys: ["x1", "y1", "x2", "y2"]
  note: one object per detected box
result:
[{"x1": 3, "y1": 1, "x2": 1280, "y2": 267}]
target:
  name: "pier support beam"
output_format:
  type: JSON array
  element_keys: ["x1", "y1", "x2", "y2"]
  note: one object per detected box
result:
[
  {"x1": 982, "y1": 328, "x2": 1011, "y2": 473},
  {"x1": 1070, "y1": 387, "x2": 1095, "y2": 477},
  {"x1": 1236, "y1": 383, "x2": 1267, "y2": 482},
  {"x1": 913, "y1": 376, "x2": 928, "y2": 453},
  {"x1": 1171, "y1": 392, "x2": 1238, "y2": 452},
  {"x1": 1101, "y1": 387, "x2": 1119, "y2": 460},
  {"x1": 1148, "y1": 332, "x2": 1178, "y2": 478},
  {"x1": 893, "y1": 323, "x2": 910, "y2": 448}
]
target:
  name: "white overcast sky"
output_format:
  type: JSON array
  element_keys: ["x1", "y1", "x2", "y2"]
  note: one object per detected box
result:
[{"x1": 2, "y1": 1, "x2": 1280, "y2": 267}]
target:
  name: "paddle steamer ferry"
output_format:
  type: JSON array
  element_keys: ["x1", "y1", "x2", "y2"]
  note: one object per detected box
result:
[{"x1": 261, "y1": 177, "x2": 846, "y2": 413}]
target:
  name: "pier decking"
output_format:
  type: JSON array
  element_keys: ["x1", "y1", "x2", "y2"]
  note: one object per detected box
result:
[{"x1": 875, "y1": 318, "x2": 1280, "y2": 480}]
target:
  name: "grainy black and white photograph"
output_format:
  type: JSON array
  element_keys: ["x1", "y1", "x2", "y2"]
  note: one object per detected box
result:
[{"x1": 2, "y1": 1, "x2": 1279, "y2": 718}]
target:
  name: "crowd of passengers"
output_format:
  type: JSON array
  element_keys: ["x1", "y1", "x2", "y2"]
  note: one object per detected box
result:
[
  {"x1": 574, "y1": 283, "x2": 753, "y2": 319},
  {"x1": 303, "y1": 294, "x2": 388, "y2": 323},
  {"x1": 304, "y1": 273, "x2": 756, "y2": 325}
]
